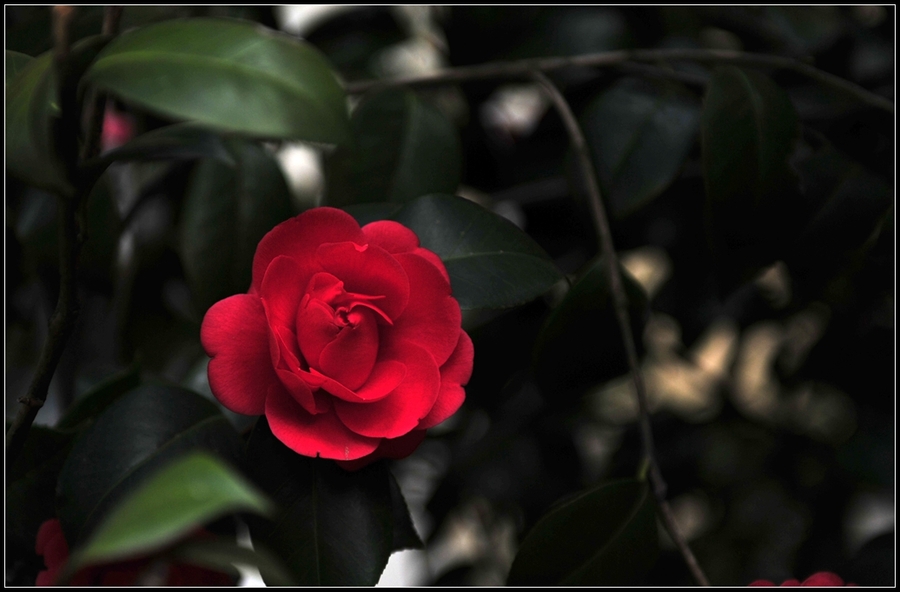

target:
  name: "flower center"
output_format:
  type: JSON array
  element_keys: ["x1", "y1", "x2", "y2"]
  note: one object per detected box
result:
[
  {"x1": 335, "y1": 307, "x2": 353, "y2": 328},
  {"x1": 295, "y1": 272, "x2": 386, "y2": 391}
]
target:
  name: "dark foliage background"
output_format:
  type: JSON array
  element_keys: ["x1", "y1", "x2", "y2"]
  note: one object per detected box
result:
[{"x1": 6, "y1": 6, "x2": 894, "y2": 586}]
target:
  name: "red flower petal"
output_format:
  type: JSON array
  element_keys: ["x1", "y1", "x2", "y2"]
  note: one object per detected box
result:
[
  {"x1": 201, "y1": 294, "x2": 273, "y2": 415},
  {"x1": 333, "y1": 342, "x2": 440, "y2": 438},
  {"x1": 362, "y1": 220, "x2": 420, "y2": 253},
  {"x1": 251, "y1": 208, "x2": 364, "y2": 293},
  {"x1": 318, "y1": 306, "x2": 379, "y2": 390},
  {"x1": 388, "y1": 252, "x2": 462, "y2": 367},
  {"x1": 265, "y1": 384, "x2": 380, "y2": 460},
  {"x1": 268, "y1": 322, "x2": 303, "y2": 371},
  {"x1": 413, "y1": 247, "x2": 451, "y2": 284},
  {"x1": 336, "y1": 429, "x2": 427, "y2": 471},
  {"x1": 418, "y1": 330, "x2": 473, "y2": 429},
  {"x1": 259, "y1": 255, "x2": 310, "y2": 334},
  {"x1": 361, "y1": 220, "x2": 451, "y2": 283},
  {"x1": 800, "y1": 573, "x2": 846, "y2": 586},
  {"x1": 274, "y1": 367, "x2": 318, "y2": 415},
  {"x1": 35, "y1": 519, "x2": 68, "y2": 572},
  {"x1": 306, "y1": 359, "x2": 406, "y2": 403},
  {"x1": 357, "y1": 360, "x2": 407, "y2": 400},
  {"x1": 296, "y1": 296, "x2": 341, "y2": 369},
  {"x1": 317, "y1": 242, "x2": 410, "y2": 321},
  {"x1": 167, "y1": 563, "x2": 235, "y2": 586}
]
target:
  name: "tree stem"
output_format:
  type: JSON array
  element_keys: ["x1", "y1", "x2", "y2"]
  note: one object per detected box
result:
[
  {"x1": 531, "y1": 70, "x2": 711, "y2": 587},
  {"x1": 345, "y1": 47, "x2": 892, "y2": 114},
  {"x1": 5, "y1": 6, "x2": 122, "y2": 472}
]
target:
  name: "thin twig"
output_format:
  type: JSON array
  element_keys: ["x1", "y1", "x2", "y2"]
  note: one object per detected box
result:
[
  {"x1": 345, "y1": 48, "x2": 893, "y2": 114},
  {"x1": 531, "y1": 71, "x2": 711, "y2": 587},
  {"x1": 6, "y1": 6, "x2": 121, "y2": 472},
  {"x1": 6, "y1": 5, "x2": 80, "y2": 472}
]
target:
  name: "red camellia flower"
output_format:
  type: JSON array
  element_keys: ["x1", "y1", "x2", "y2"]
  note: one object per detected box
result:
[
  {"x1": 35, "y1": 519, "x2": 233, "y2": 586},
  {"x1": 201, "y1": 207, "x2": 473, "y2": 467},
  {"x1": 749, "y1": 571, "x2": 856, "y2": 586}
]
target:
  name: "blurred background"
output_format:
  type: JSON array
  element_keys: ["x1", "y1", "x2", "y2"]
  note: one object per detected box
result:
[{"x1": 6, "y1": 6, "x2": 894, "y2": 586}]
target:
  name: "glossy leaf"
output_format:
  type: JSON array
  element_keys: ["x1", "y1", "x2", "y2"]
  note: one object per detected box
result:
[
  {"x1": 788, "y1": 143, "x2": 892, "y2": 286},
  {"x1": 56, "y1": 365, "x2": 141, "y2": 430},
  {"x1": 84, "y1": 18, "x2": 350, "y2": 143},
  {"x1": 15, "y1": 171, "x2": 122, "y2": 288},
  {"x1": 342, "y1": 202, "x2": 403, "y2": 227},
  {"x1": 78, "y1": 173, "x2": 124, "y2": 290},
  {"x1": 96, "y1": 122, "x2": 235, "y2": 165},
  {"x1": 533, "y1": 255, "x2": 647, "y2": 396},
  {"x1": 6, "y1": 49, "x2": 33, "y2": 85},
  {"x1": 5, "y1": 51, "x2": 67, "y2": 194},
  {"x1": 326, "y1": 88, "x2": 462, "y2": 206},
  {"x1": 582, "y1": 77, "x2": 700, "y2": 218},
  {"x1": 245, "y1": 418, "x2": 394, "y2": 586},
  {"x1": 701, "y1": 66, "x2": 800, "y2": 253},
  {"x1": 73, "y1": 453, "x2": 273, "y2": 567},
  {"x1": 6, "y1": 36, "x2": 109, "y2": 196},
  {"x1": 507, "y1": 479, "x2": 658, "y2": 585},
  {"x1": 179, "y1": 138, "x2": 294, "y2": 315},
  {"x1": 392, "y1": 194, "x2": 564, "y2": 310},
  {"x1": 56, "y1": 385, "x2": 245, "y2": 546},
  {"x1": 389, "y1": 473, "x2": 423, "y2": 552}
]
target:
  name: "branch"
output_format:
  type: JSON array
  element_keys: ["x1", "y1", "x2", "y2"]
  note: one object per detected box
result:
[
  {"x1": 531, "y1": 71, "x2": 711, "y2": 587},
  {"x1": 345, "y1": 48, "x2": 893, "y2": 114},
  {"x1": 6, "y1": 6, "x2": 123, "y2": 472},
  {"x1": 6, "y1": 5, "x2": 80, "y2": 471}
]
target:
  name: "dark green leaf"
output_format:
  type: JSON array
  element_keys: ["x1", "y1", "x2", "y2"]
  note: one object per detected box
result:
[
  {"x1": 7, "y1": 427, "x2": 75, "y2": 553},
  {"x1": 792, "y1": 143, "x2": 892, "y2": 268},
  {"x1": 326, "y1": 88, "x2": 462, "y2": 206},
  {"x1": 582, "y1": 77, "x2": 700, "y2": 218},
  {"x1": 6, "y1": 50, "x2": 33, "y2": 85},
  {"x1": 342, "y1": 202, "x2": 404, "y2": 226},
  {"x1": 245, "y1": 418, "x2": 393, "y2": 586},
  {"x1": 389, "y1": 473, "x2": 423, "y2": 552},
  {"x1": 84, "y1": 18, "x2": 350, "y2": 143},
  {"x1": 95, "y1": 122, "x2": 236, "y2": 165},
  {"x1": 179, "y1": 138, "x2": 294, "y2": 315},
  {"x1": 785, "y1": 142, "x2": 892, "y2": 299},
  {"x1": 6, "y1": 35, "x2": 109, "y2": 196},
  {"x1": 56, "y1": 385, "x2": 245, "y2": 546},
  {"x1": 701, "y1": 66, "x2": 801, "y2": 260},
  {"x1": 5, "y1": 51, "x2": 68, "y2": 195},
  {"x1": 507, "y1": 479, "x2": 658, "y2": 585},
  {"x1": 78, "y1": 173, "x2": 123, "y2": 290},
  {"x1": 533, "y1": 255, "x2": 647, "y2": 396},
  {"x1": 57, "y1": 365, "x2": 141, "y2": 430},
  {"x1": 392, "y1": 194, "x2": 563, "y2": 310},
  {"x1": 73, "y1": 452, "x2": 273, "y2": 568},
  {"x1": 15, "y1": 170, "x2": 121, "y2": 287},
  {"x1": 170, "y1": 537, "x2": 295, "y2": 587}
]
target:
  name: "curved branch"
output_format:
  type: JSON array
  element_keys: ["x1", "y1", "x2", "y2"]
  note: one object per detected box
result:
[
  {"x1": 345, "y1": 48, "x2": 893, "y2": 114},
  {"x1": 6, "y1": 6, "x2": 123, "y2": 473},
  {"x1": 6, "y1": 5, "x2": 80, "y2": 472},
  {"x1": 531, "y1": 70, "x2": 711, "y2": 587}
]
